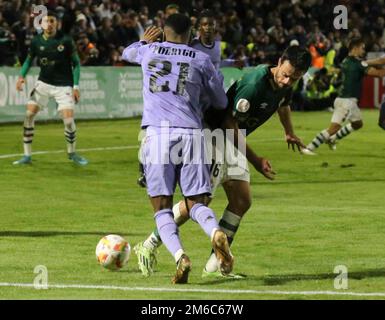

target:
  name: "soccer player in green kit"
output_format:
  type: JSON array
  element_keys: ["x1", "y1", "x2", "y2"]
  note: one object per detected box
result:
[
  {"x1": 135, "y1": 45, "x2": 311, "y2": 278},
  {"x1": 13, "y1": 11, "x2": 88, "y2": 165},
  {"x1": 302, "y1": 38, "x2": 385, "y2": 155}
]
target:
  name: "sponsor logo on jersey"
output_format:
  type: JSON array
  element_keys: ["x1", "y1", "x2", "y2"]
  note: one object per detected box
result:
[{"x1": 57, "y1": 44, "x2": 65, "y2": 52}]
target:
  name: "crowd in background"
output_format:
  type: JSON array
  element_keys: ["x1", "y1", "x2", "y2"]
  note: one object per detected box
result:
[{"x1": 1, "y1": 0, "x2": 384, "y2": 110}]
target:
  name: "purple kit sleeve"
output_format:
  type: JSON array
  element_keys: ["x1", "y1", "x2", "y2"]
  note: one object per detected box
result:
[
  {"x1": 121, "y1": 41, "x2": 148, "y2": 64},
  {"x1": 202, "y1": 58, "x2": 228, "y2": 109}
]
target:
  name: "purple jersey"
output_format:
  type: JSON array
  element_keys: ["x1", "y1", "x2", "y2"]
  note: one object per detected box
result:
[
  {"x1": 122, "y1": 41, "x2": 227, "y2": 129},
  {"x1": 190, "y1": 37, "x2": 236, "y2": 70},
  {"x1": 190, "y1": 38, "x2": 221, "y2": 70}
]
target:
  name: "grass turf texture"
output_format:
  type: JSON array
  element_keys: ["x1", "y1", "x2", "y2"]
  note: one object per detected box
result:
[{"x1": 1, "y1": 109, "x2": 385, "y2": 300}]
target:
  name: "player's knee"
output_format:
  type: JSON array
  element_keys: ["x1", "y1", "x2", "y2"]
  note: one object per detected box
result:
[
  {"x1": 352, "y1": 121, "x2": 363, "y2": 130},
  {"x1": 63, "y1": 117, "x2": 76, "y2": 131},
  {"x1": 25, "y1": 109, "x2": 36, "y2": 120}
]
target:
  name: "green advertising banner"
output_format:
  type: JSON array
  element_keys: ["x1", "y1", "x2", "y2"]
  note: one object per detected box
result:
[{"x1": 0, "y1": 66, "x2": 249, "y2": 123}]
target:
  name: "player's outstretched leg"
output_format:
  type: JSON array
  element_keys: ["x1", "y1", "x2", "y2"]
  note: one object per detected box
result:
[
  {"x1": 63, "y1": 117, "x2": 88, "y2": 165},
  {"x1": 135, "y1": 202, "x2": 190, "y2": 276},
  {"x1": 379, "y1": 100, "x2": 385, "y2": 130},
  {"x1": 13, "y1": 108, "x2": 37, "y2": 165}
]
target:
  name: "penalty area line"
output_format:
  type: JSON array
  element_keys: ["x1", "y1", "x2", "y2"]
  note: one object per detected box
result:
[{"x1": 0, "y1": 282, "x2": 385, "y2": 297}]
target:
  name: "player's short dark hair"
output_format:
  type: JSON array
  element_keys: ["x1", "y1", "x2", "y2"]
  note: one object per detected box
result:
[
  {"x1": 198, "y1": 9, "x2": 215, "y2": 24},
  {"x1": 348, "y1": 37, "x2": 365, "y2": 51},
  {"x1": 164, "y1": 13, "x2": 191, "y2": 35},
  {"x1": 166, "y1": 4, "x2": 180, "y2": 11},
  {"x1": 280, "y1": 45, "x2": 311, "y2": 72},
  {"x1": 46, "y1": 10, "x2": 58, "y2": 19}
]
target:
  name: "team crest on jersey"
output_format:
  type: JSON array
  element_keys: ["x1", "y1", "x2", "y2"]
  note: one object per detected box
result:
[
  {"x1": 236, "y1": 98, "x2": 250, "y2": 113},
  {"x1": 57, "y1": 44, "x2": 65, "y2": 52},
  {"x1": 40, "y1": 57, "x2": 48, "y2": 66}
]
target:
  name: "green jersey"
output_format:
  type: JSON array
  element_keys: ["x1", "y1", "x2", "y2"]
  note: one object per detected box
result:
[
  {"x1": 205, "y1": 64, "x2": 292, "y2": 136},
  {"x1": 339, "y1": 56, "x2": 368, "y2": 100},
  {"x1": 21, "y1": 31, "x2": 80, "y2": 87}
]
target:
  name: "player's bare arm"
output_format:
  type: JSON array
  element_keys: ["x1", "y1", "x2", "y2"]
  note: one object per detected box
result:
[
  {"x1": 277, "y1": 105, "x2": 305, "y2": 151},
  {"x1": 366, "y1": 66, "x2": 385, "y2": 78},
  {"x1": 364, "y1": 56, "x2": 385, "y2": 66},
  {"x1": 222, "y1": 111, "x2": 275, "y2": 180}
]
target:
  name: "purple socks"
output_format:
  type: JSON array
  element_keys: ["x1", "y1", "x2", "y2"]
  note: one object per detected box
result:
[
  {"x1": 155, "y1": 209, "x2": 183, "y2": 259},
  {"x1": 189, "y1": 203, "x2": 219, "y2": 238}
]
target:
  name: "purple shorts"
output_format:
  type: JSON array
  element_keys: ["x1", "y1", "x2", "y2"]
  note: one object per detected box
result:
[{"x1": 142, "y1": 126, "x2": 211, "y2": 197}]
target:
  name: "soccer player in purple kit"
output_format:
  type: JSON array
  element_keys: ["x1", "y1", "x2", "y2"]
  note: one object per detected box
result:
[
  {"x1": 190, "y1": 10, "x2": 243, "y2": 71},
  {"x1": 122, "y1": 14, "x2": 233, "y2": 284},
  {"x1": 136, "y1": 10, "x2": 236, "y2": 188}
]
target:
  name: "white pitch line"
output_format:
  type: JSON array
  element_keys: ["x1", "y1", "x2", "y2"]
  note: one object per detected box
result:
[
  {"x1": 0, "y1": 145, "x2": 139, "y2": 159},
  {"x1": 1, "y1": 282, "x2": 385, "y2": 297},
  {"x1": 0, "y1": 138, "x2": 283, "y2": 160}
]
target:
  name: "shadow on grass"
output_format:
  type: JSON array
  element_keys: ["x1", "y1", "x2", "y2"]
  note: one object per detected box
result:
[
  {"x1": 200, "y1": 268, "x2": 385, "y2": 285},
  {"x1": 0, "y1": 231, "x2": 144, "y2": 237}
]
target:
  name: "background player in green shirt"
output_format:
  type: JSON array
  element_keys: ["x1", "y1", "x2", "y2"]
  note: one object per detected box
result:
[
  {"x1": 13, "y1": 11, "x2": 87, "y2": 165},
  {"x1": 303, "y1": 38, "x2": 385, "y2": 155},
  {"x1": 135, "y1": 45, "x2": 311, "y2": 278}
]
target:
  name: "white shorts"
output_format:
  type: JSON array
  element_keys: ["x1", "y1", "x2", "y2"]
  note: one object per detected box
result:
[
  {"x1": 28, "y1": 80, "x2": 75, "y2": 111},
  {"x1": 209, "y1": 136, "x2": 250, "y2": 197},
  {"x1": 331, "y1": 97, "x2": 362, "y2": 124}
]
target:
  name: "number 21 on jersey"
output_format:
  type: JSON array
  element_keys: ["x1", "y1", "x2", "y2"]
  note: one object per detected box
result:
[{"x1": 148, "y1": 59, "x2": 189, "y2": 95}]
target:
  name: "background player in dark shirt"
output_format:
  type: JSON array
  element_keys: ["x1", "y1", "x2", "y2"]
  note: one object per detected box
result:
[{"x1": 13, "y1": 11, "x2": 87, "y2": 166}]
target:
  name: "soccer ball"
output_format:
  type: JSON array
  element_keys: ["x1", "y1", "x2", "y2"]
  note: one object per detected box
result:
[{"x1": 96, "y1": 234, "x2": 131, "y2": 271}]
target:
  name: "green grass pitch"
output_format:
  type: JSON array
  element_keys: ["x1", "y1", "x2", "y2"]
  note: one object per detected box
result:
[{"x1": 1, "y1": 109, "x2": 385, "y2": 300}]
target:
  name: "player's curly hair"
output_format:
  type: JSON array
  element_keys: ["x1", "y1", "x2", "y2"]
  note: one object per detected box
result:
[
  {"x1": 197, "y1": 9, "x2": 215, "y2": 24},
  {"x1": 280, "y1": 45, "x2": 312, "y2": 72}
]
